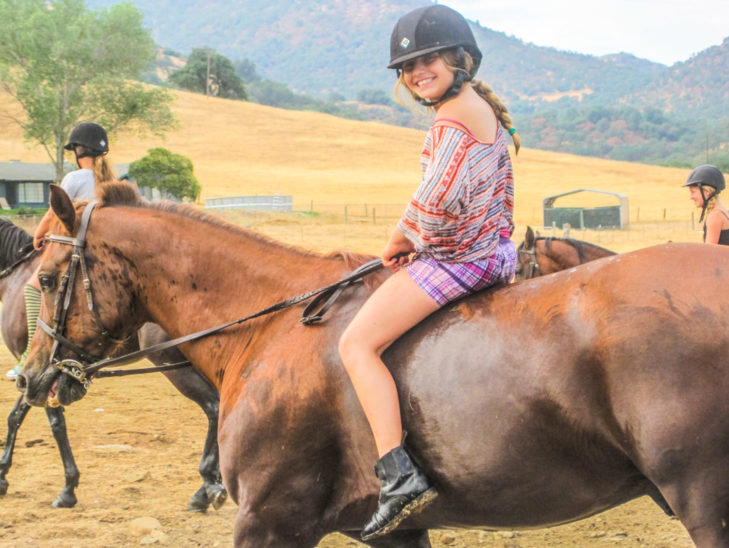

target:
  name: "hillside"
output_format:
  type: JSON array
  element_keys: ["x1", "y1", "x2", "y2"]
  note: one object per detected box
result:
[
  {"x1": 0, "y1": 87, "x2": 694, "y2": 229},
  {"x1": 84, "y1": 0, "x2": 665, "y2": 107},
  {"x1": 625, "y1": 37, "x2": 729, "y2": 118},
  {"x1": 77, "y1": 0, "x2": 729, "y2": 168}
]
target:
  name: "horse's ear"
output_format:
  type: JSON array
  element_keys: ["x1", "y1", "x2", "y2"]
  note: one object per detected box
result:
[
  {"x1": 49, "y1": 184, "x2": 76, "y2": 234},
  {"x1": 525, "y1": 226, "x2": 535, "y2": 248}
]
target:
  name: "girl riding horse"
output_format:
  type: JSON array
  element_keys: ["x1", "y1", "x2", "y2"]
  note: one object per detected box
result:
[{"x1": 338, "y1": 5, "x2": 520, "y2": 540}]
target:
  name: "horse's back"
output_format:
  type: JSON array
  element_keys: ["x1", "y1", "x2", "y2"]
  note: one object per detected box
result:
[{"x1": 383, "y1": 243, "x2": 729, "y2": 526}]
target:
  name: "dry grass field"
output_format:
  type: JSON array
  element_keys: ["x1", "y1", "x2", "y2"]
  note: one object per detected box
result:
[
  {"x1": 0, "y1": 88, "x2": 704, "y2": 255},
  {"x1": 0, "y1": 87, "x2": 705, "y2": 547}
]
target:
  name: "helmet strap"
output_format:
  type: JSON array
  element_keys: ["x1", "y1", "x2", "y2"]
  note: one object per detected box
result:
[
  {"x1": 699, "y1": 185, "x2": 717, "y2": 223},
  {"x1": 414, "y1": 47, "x2": 471, "y2": 108}
]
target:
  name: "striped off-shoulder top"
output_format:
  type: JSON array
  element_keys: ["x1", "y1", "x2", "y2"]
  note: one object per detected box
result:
[{"x1": 397, "y1": 120, "x2": 514, "y2": 262}]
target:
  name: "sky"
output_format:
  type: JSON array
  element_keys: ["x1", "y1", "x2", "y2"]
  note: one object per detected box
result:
[{"x1": 444, "y1": 0, "x2": 729, "y2": 66}]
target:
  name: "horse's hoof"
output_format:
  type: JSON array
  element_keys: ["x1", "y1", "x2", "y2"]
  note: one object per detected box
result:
[
  {"x1": 52, "y1": 493, "x2": 77, "y2": 508},
  {"x1": 186, "y1": 485, "x2": 209, "y2": 513},
  {"x1": 208, "y1": 485, "x2": 227, "y2": 510},
  {"x1": 204, "y1": 482, "x2": 227, "y2": 510},
  {"x1": 0, "y1": 478, "x2": 8, "y2": 496}
]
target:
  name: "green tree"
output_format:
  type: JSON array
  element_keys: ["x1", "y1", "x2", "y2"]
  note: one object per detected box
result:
[
  {"x1": 169, "y1": 48, "x2": 247, "y2": 100},
  {"x1": 0, "y1": 0, "x2": 176, "y2": 181},
  {"x1": 128, "y1": 148, "x2": 201, "y2": 202},
  {"x1": 234, "y1": 58, "x2": 260, "y2": 84},
  {"x1": 356, "y1": 88, "x2": 393, "y2": 106}
]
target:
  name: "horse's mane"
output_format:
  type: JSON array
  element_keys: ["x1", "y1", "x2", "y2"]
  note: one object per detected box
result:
[
  {"x1": 0, "y1": 217, "x2": 34, "y2": 269},
  {"x1": 97, "y1": 182, "x2": 380, "y2": 284},
  {"x1": 540, "y1": 236, "x2": 616, "y2": 262}
]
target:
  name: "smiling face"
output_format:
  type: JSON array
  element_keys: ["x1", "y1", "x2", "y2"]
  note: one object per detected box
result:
[
  {"x1": 689, "y1": 185, "x2": 707, "y2": 208},
  {"x1": 402, "y1": 52, "x2": 455, "y2": 103}
]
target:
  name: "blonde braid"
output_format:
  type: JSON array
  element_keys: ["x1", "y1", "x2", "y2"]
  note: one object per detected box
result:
[{"x1": 705, "y1": 194, "x2": 717, "y2": 214}]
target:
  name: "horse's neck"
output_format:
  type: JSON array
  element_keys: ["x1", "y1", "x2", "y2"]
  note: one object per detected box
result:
[
  {"x1": 106, "y1": 209, "x2": 342, "y2": 336},
  {"x1": 539, "y1": 239, "x2": 572, "y2": 271}
]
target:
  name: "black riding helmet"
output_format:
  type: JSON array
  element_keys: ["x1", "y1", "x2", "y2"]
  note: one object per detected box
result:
[
  {"x1": 682, "y1": 164, "x2": 726, "y2": 191},
  {"x1": 64, "y1": 122, "x2": 109, "y2": 157},
  {"x1": 388, "y1": 5, "x2": 482, "y2": 106},
  {"x1": 683, "y1": 164, "x2": 726, "y2": 222}
]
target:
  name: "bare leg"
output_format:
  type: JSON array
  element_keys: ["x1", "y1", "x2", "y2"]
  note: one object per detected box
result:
[{"x1": 339, "y1": 268, "x2": 439, "y2": 457}]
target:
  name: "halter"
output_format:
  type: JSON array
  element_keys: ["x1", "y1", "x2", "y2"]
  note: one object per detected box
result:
[
  {"x1": 34, "y1": 200, "x2": 385, "y2": 391},
  {"x1": 517, "y1": 245, "x2": 541, "y2": 280}
]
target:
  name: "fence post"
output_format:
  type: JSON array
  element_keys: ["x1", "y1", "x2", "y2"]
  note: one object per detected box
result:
[
  {"x1": 344, "y1": 205, "x2": 348, "y2": 224},
  {"x1": 372, "y1": 207, "x2": 376, "y2": 224}
]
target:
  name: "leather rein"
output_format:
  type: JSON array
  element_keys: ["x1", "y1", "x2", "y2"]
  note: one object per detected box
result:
[{"x1": 36, "y1": 200, "x2": 384, "y2": 390}]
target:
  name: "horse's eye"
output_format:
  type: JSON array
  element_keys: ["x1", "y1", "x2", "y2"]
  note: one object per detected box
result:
[{"x1": 38, "y1": 274, "x2": 57, "y2": 291}]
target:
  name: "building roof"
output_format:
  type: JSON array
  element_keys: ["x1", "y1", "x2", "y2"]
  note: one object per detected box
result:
[
  {"x1": 0, "y1": 161, "x2": 68, "y2": 182},
  {"x1": 0, "y1": 161, "x2": 130, "y2": 182}
]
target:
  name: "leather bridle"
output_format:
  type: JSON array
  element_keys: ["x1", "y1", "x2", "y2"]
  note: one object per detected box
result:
[
  {"x1": 517, "y1": 244, "x2": 541, "y2": 280},
  {"x1": 36, "y1": 201, "x2": 141, "y2": 389}
]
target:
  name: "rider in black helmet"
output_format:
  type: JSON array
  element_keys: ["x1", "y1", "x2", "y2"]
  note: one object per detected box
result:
[
  {"x1": 339, "y1": 5, "x2": 521, "y2": 542},
  {"x1": 683, "y1": 164, "x2": 729, "y2": 245},
  {"x1": 7, "y1": 121, "x2": 117, "y2": 380}
]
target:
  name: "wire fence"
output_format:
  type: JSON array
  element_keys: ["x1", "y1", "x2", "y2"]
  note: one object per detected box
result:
[{"x1": 292, "y1": 202, "x2": 407, "y2": 224}]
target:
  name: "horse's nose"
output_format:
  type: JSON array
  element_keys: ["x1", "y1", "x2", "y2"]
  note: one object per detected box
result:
[{"x1": 15, "y1": 373, "x2": 27, "y2": 393}]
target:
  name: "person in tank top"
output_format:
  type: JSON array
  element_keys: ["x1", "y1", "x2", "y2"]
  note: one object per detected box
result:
[{"x1": 683, "y1": 165, "x2": 729, "y2": 245}]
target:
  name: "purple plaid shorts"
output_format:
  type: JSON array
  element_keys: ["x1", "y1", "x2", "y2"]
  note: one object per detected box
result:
[{"x1": 405, "y1": 237, "x2": 516, "y2": 305}]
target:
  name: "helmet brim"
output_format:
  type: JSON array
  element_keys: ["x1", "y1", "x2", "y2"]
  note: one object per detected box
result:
[
  {"x1": 388, "y1": 43, "x2": 455, "y2": 69},
  {"x1": 389, "y1": 43, "x2": 482, "y2": 70}
]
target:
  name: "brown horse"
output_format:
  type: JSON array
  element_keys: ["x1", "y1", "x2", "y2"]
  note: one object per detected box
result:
[
  {"x1": 0, "y1": 216, "x2": 225, "y2": 511},
  {"x1": 17, "y1": 183, "x2": 729, "y2": 547},
  {"x1": 515, "y1": 225, "x2": 616, "y2": 280}
]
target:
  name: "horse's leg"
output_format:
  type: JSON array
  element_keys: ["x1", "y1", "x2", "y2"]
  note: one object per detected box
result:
[
  {"x1": 343, "y1": 529, "x2": 432, "y2": 547},
  {"x1": 0, "y1": 395, "x2": 31, "y2": 496},
  {"x1": 655, "y1": 464, "x2": 729, "y2": 547},
  {"x1": 232, "y1": 510, "x2": 323, "y2": 548},
  {"x1": 45, "y1": 405, "x2": 79, "y2": 508}
]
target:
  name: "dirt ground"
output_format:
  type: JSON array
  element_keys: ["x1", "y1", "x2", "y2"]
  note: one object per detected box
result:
[{"x1": 0, "y1": 340, "x2": 693, "y2": 548}]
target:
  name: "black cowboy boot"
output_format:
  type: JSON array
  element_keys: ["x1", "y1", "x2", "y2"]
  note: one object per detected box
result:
[{"x1": 361, "y1": 445, "x2": 438, "y2": 541}]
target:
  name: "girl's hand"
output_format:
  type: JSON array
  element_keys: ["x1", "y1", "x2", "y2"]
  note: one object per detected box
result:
[
  {"x1": 381, "y1": 233, "x2": 415, "y2": 269},
  {"x1": 383, "y1": 251, "x2": 411, "y2": 269}
]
